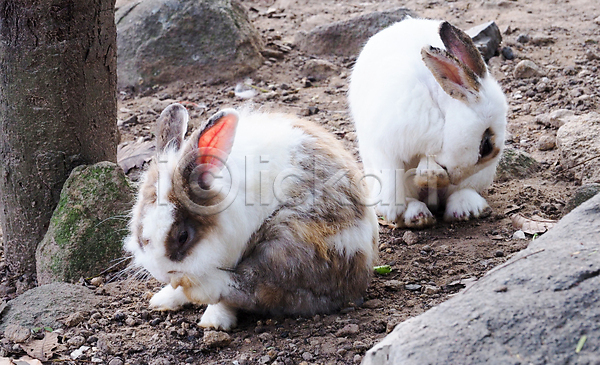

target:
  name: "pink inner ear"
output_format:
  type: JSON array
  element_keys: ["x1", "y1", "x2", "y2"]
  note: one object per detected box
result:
[
  {"x1": 430, "y1": 54, "x2": 465, "y2": 87},
  {"x1": 197, "y1": 113, "x2": 238, "y2": 170}
]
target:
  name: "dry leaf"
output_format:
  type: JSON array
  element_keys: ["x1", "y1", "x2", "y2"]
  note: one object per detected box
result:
[
  {"x1": 117, "y1": 140, "x2": 155, "y2": 173},
  {"x1": 378, "y1": 218, "x2": 397, "y2": 229},
  {"x1": 511, "y1": 213, "x2": 557, "y2": 235},
  {"x1": 0, "y1": 357, "x2": 43, "y2": 365},
  {"x1": 19, "y1": 332, "x2": 59, "y2": 362}
]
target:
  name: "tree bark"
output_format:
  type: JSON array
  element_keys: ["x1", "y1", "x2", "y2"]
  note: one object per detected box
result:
[{"x1": 0, "y1": 0, "x2": 118, "y2": 292}]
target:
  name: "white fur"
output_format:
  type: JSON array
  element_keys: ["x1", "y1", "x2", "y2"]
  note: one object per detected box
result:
[
  {"x1": 199, "y1": 303, "x2": 238, "y2": 330},
  {"x1": 349, "y1": 18, "x2": 507, "y2": 226},
  {"x1": 149, "y1": 285, "x2": 189, "y2": 311}
]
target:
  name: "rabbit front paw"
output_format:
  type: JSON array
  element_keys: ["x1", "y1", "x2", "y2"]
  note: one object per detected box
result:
[
  {"x1": 401, "y1": 199, "x2": 436, "y2": 229},
  {"x1": 199, "y1": 303, "x2": 237, "y2": 330},
  {"x1": 149, "y1": 285, "x2": 190, "y2": 311},
  {"x1": 444, "y1": 189, "x2": 492, "y2": 222}
]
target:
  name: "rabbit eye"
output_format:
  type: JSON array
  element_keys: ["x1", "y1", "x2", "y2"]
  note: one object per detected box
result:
[
  {"x1": 479, "y1": 129, "x2": 494, "y2": 159},
  {"x1": 178, "y1": 229, "x2": 189, "y2": 245}
]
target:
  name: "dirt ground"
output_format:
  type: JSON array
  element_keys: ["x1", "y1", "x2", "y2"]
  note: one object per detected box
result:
[{"x1": 2, "y1": 0, "x2": 600, "y2": 364}]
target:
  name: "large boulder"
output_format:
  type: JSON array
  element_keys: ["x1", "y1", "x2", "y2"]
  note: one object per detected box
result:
[
  {"x1": 0, "y1": 283, "x2": 99, "y2": 332},
  {"x1": 294, "y1": 8, "x2": 415, "y2": 57},
  {"x1": 556, "y1": 112, "x2": 600, "y2": 184},
  {"x1": 116, "y1": 0, "x2": 263, "y2": 89},
  {"x1": 36, "y1": 162, "x2": 135, "y2": 285},
  {"x1": 363, "y1": 193, "x2": 600, "y2": 364}
]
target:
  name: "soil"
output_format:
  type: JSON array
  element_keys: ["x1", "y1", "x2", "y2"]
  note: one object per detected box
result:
[{"x1": 2, "y1": 0, "x2": 600, "y2": 364}]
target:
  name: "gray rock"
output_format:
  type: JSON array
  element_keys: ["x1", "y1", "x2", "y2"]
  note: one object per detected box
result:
[
  {"x1": 495, "y1": 147, "x2": 539, "y2": 182},
  {"x1": 64, "y1": 311, "x2": 86, "y2": 327},
  {"x1": 363, "y1": 193, "x2": 600, "y2": 365},
  {"x1": 563, "y1": 184, "x2": 600, "y2": 214},
  {"x1": 301, "y1": 59, "x2": 339, "y2": 81},
  {"x1": 556, "y1": 112, "x2": 600, "y2": 183},
  {"x1": 0, "y1": 283, "x2": 99, "y2": 332},
  {"x1": 535, "y1": 109, "x2": 575, "y2": 129},
  {"x1": 466, "y1": 21, "x2": 502, "y2": 62},
  {"x1": 383, "y1": 280, "x2": 404, "y2": 291},
  {"x1": 116, "y1": 0, "x2": 263, "y2": 89},
  {"x1": 295, "y1": 8, "x2": 415, "y2": 57},
  {"x1": 514, "y1": 60, "x2": 545, "y2": 79},
  {"x1": 537, "y1": 135, "x2": 556, "y2": 151},
  {"x1": 336, "y1": 323, "x2": 360, "y2": 337},
  {"x1": 4, "y1": 323, "x2": 31, "y2": 343},
  {"x1": 36, "y1": 162, "x2": 135, "y2": 285}
]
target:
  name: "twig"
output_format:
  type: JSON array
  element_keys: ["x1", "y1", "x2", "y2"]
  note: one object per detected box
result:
[{"x1": 560, "y1": 154, "x2": 600, "y2": 172}]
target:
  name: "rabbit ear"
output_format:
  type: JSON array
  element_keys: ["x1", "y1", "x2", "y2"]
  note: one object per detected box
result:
[
  {"x1": 195, "y1": 109, "x2": 239, "y2": 171},
  {"x1": 439, "y1": 21, "x2": 486, "y2": 78},
  {"x1": 157, "y1": 103, "x2": 189, "y2": 153},
  {"x1": 421, "y1": 46, "x2": 481, "y2": 103}
]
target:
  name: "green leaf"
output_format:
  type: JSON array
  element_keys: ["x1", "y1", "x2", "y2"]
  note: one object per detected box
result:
[
  {"x1": 44, "y1": 326, "x2": 53, "y2": 332},
  {"x1": 374, "y1": 265, "x2": 392, "y2": 275},
  {"x1": 576, "y1": 335, "x2": 587, "y2": 353}
]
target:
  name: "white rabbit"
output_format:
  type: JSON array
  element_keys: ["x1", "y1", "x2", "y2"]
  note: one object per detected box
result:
[
  {"x1": 349, "y1": 18, "x2": 507, "y2": 228},
  {"x1": 124, "y1": 104, "x2": 378, "y2": 330}
]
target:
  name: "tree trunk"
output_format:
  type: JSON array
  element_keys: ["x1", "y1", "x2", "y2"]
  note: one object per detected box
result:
[{"x1": 0, "y1": 0, "x2": 118, "y2": 292}]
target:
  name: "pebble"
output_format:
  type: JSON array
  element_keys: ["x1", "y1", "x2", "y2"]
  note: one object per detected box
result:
[
  {"x1": 108, "y1": 359, "x2": 124, "y2": 365},
  {"x1": 353, "y1": 340, "x2": 368, "y2": 351},
  {"x1": 113, "y1": 311, "x2": 126, "y2": 322},
  {"x1": 67, "y1": 335, "x2": 86, "y2": 348},
  {"x1": 301, "y1": 352, "x2": 314, "y2": 361},
  {"x1": 203, "y1": 330, "x2": 232, "y2": 348},
  {"x1": 402, "y1": 231, "x2": 419, "y2": 245},
  {"x1": 514, "y1": 60, "x2": 545, "y2": 79},
  {"x1": 501, "y1": 46, "x2": 514, "y2": 60},
  {"x1": 495, "y1": 250, "x2": 505, "y2": 258},
  {"x1": 335, "y1": 323, "x2": 360, "y2": 337},
  {"x1": 405, "y1": 284, "x2": 422, "y2": 291},
  {"x1": 595, "y1": 15, "x2": 600, "y2": 25},
  {"x1": 513, "y1": 230, "x2": 527, "y2": 240},
  {"x1": 423, "y1": 285, "x2": 440, "y2": 295},
  {"x1": 516, "y1": 33, "x2": 530, "y2": 43},
  {"x1": 125, "y1": 317, "x2": 138, "y2": 326},
  {"x1": 70, "y1": 345, "x2": 90, "y2": 360},
  {"x1": 4, "y1": 323, "x2": 31, "y2": 343},
  {"x1": 383, "y1": 280, "x2": 404, "y2": 291},
  {"x1": 65, "y1": 311, "x2": 86, "y2": 327},
  {"x1": 537, "y1": 135, "x2": 556, "y2": 151},
  {"x1": 362, "y1": 299, "x2": 383, "y2": 309}
]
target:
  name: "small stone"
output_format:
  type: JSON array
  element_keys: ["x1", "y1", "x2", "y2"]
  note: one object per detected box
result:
[
  {"x1": 301, "y1": 352, "x2": 314, "y2": 361},
  {"x1": 516, "y1": 33, "x2": 530, "y2": 43},
  {"x1": 203, "y1": 330, "x2": 232, "y2": 348},
  {"x1": 595, "y1": 15, "x2": 600, "y2": 25},
  {"x1": 71, "y1": 345, "x2": 90, "y2": 360},
  {"x1": 354, "y1": 354, "x2": 363, "y2": 363},
  {"x1": 383, "y1": 280, "x2": 404, "y2": 291},
  {"x1": 301, "y1": 59, "x2": 339, "y2": 81},
  {"x1": 423, "y1": 285, "x2": 440, "y2": 295},
  {"x1": 402, "y1": 231, "x2": 419, "y2": 245},
  {"x1": 422, "y1": 245, "x2": 433, "y2": 253},
  {"x1": 501, "y1": 46, "x2": 514, "y2": 60},
  {"x1": 537, "y1": 135, "x2": 556, "y2": 151},
  {"x1": 494, "y1": 286, "x2": 508, "y2": 293},
  {"x1": 149, "y1": 318, "x2": 161, "y2": 326},
  {"x1": 108, "y1": 358, "x2": 124, "y2": 365},
  {"x1": 65, "y1": 311, "x2": 86, "y2": 327},
  {"x1": 259, "y1": 355, "x2": 272, "y2": 364},
  {"x1": 90, "y1": 277, "x2": 104, "y2": 287},
  {"x1": 494, "y1": 250, "x2": 505, "y2": 258},
  {"x1": 353, "y1": 340, "x2": 368, "y2": 351},
  {"x1": 405, "y1": 284, "x2": 422, "y2": 291},
  {"x1": 67, "y1": 335, "x2": 86, "y2": 348},
  {"x1": 125, "y1": 317, "x2": 138, "y2": 326},
  {"x1": 513, "y1": 230, "x2": 527, "y2": 240},
  {"x1": 4, "y1": 323, "x2": 31, "y2": 343},
  {"x1": 90, "y1": 312, "x2": 102, "y2": 321},
  {"x1": 335, "y1": 323, "x2": 360, "y2": 337},
  {"x1": 113, "y1": 312, "x2": 126, "y2": 322},
  {"x1": 362, "y1": 299, "x2": 383, "y2": 309},
  {"x1": 514, "y1": 60, "x2": 545, "y2": 79}
]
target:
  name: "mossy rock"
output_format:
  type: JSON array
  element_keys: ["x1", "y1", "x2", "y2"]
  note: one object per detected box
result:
[
  {"x1": 36, "y1": 162, "x2": 134, "y2": 285},
  {"x1": 495, "y1": 147, "x2": 540, "y2": 182},
  {"x1": 563, "y1": 183, "x2": 600, "y2": 214}
]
